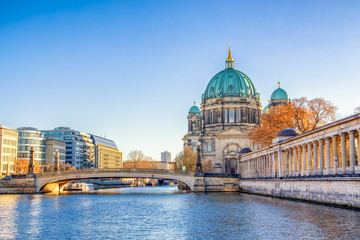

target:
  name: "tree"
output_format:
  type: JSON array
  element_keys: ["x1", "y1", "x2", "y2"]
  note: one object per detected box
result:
[
  {"x1": 125, "y1": 150, "x2": 145, "y2": 168},
  {"x1": 174, "y1": 146, "x2": 197, "y2": 172},
  {"x1": 249, "y1": 103, "x2": 293, "y2": 146},
  {"x1": 15, "y1": 159, "x2": 29, "y2": 174},
  {"x1": 250, "y1": 97, "x2": 337, "y2": 146},
  {"x1": 202, "y1": 159, "x2": 213, "y2": 173}
]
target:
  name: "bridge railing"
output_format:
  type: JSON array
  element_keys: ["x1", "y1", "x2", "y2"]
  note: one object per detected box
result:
[{"x1": 35, "y1": 168, "x2": 195, "y2": 177}]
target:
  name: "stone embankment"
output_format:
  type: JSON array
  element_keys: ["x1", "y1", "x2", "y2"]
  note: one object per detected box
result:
[
  {"x1": 0, "y1": 176, "x2": 35, "y2": 194},
  {"x1": 240, "y1": 178, "x2": 360, "y2": 208}
]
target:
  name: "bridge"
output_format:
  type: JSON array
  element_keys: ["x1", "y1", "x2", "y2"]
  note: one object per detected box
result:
[
  {"x1": 30, "y1": 168, "x2": 240, "y2": 193},
  {"x1": 34, "y1": 169, "x2": 198, "y2": 193}
]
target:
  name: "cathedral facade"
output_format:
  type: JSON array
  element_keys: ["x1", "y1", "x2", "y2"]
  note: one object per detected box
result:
[
  {"x1": 183, "y1": 46, "x2": 290, "y2": 174},
  {"x1": 183, "y1": 47, "x2": 262, "y2": 173}
]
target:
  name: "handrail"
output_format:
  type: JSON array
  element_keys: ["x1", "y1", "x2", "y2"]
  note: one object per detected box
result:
[{"x1": 35, "y1": 168, "x2": 195, "y2": 177}]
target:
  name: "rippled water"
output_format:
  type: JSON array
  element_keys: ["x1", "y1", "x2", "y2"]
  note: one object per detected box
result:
[{"x1": 1, "y1": 186, "x2": 360, "y2": 239}]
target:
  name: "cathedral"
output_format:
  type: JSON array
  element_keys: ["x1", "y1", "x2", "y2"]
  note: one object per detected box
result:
[{"x1": 183, "y1": 46, "x2": 289, "y2": 174}]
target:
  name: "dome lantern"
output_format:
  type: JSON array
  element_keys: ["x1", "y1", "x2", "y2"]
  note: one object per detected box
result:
[{"x1": 225, "y1": 42, "x2": 235, "y2": 69}]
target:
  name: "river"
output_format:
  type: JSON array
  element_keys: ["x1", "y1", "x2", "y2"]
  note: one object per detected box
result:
[{"x1": 0, "y1": 186, "x2": 360, "y2": 239}]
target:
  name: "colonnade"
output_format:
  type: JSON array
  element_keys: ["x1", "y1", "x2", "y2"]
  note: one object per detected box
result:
[{"x1": 240, "y1": 128, "x2": 360, "y2": 179}]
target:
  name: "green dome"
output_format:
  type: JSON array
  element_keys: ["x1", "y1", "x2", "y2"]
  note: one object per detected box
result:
[
  {"x1": 262, "y1": 104, "x2": 269, "y2": 114},
  {"x1": 271, "y1": 88, "x2": 289, "y2": 101},
  {"x1": 203, "y1": 68, "x2": 259, "y2": 100},
  {"x1": 189, "y1": 105, "x2": 201, "y2": 114}
]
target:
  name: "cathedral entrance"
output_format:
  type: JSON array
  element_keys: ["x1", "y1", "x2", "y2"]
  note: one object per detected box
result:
[{"x1": 224, "y1": 155, "x2": 239, "y2": 175}]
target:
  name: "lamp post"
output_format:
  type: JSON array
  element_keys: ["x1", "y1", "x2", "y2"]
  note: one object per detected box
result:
[
  {"x1": 54, "y1": 151, "x2": 60, "y2": 172},
  {"x1": 196, "y1": 142, "x2": 203, "y2": 176}
]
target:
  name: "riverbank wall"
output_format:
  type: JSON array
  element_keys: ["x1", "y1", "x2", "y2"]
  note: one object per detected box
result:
[
  {"x1": 0, "y1": 177, "x2": 35, "y2": 194},
  {"x1": 239, "y1": 178, "x2": 360, "y2": 208},
  {"x1": 193, "y1": 176, "x2": 239, "y2": 192}
]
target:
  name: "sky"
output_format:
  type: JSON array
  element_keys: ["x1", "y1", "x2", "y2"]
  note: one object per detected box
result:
[{"x1": 1, "y1": 0, "x2": 360, "y2": 160}]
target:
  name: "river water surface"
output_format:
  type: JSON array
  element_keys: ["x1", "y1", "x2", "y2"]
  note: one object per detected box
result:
[{"x1": 0, "y1": 186, "x2": 360, "y2": 239}]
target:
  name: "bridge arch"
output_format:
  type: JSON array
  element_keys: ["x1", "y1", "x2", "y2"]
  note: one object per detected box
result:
[{"x1": 34, "y1": 169, "x2": 196, "y2": 193}]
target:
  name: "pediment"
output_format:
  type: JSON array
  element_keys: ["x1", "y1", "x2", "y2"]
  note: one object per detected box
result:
[{"x1": 218, "y1": 127, "x2": 243, "y2": 135}]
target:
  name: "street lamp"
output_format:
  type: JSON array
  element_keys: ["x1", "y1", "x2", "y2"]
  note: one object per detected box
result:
[{"x1": 196, "y1": 142, "x2": 203, "y2": 176}]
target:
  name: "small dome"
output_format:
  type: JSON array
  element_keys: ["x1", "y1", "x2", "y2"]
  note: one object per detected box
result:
[
  {"x1": 262, "y1": 104, "x2": 269, "y2": 114},
  {"x1": 271, "y1": 87, "x2": 289, "y2": 101},
  {"x1": 189, "y1": 105, "x2": 201, "y2": 114},
  {"x1": 276, "y1": 128, "x2": 299, "y2": 137},
  {"x1": 240, "y1": 147, "x2": 253, "y2": 154}
]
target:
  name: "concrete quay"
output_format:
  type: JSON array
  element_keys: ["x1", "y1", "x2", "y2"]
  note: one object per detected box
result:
[{"x1": 240, "y1": 178, "x2": 360, "y2": 208}]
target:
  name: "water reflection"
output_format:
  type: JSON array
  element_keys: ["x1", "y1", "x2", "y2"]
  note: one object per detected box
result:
[
  {"x1": 1, "y1": 188, "x2": 360, "y2": 239},
  {"x1": 0, "y1": 195, "x2": 19, "y2": 239}
]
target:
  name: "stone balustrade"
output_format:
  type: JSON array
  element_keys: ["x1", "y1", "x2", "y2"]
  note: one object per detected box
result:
[{"x1": 239, "y1": 113, "x2": 360, "y2": 179}]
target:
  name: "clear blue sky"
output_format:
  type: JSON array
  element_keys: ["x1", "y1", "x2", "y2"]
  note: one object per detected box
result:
[{"x1": 1, "y1": 0, "x2": 359, "y2": 160}]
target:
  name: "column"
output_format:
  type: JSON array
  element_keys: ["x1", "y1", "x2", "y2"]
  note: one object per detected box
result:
[
  {"x1": 266, "y1": 155, "x2": 269, "y2": 178},
  {"x1": 307, "y1": 143, "x2": 312, "y2": 176},
  {"x1": 293, "y1": 147, "x2": 297, "y2": 176},
  {"x1": 358, "y1": 130, "x2": 360, "y2": 166},
  {"x1": 332, "y1": 135, "x2": 339, "y2": 174},
  {"x1": 262, "y1": 156, "x2": 264, "y2": 177},
  {"x1": 349, "y1": 130, "x2": 356, "y2": 174},
  {"x1": 319, "y1": 139, "x2": 324, "y2": 175},
  {"x1": 325, "y1": 137, "x2": 331, "y2": 175},
  {"x1": 313, "y1": 141, "x2": 318, "y2": 174},
  {"x1": 262, "y1": 156, "x2": 265, "y2": 178},
  {"x1": 297, "y1": 146, "x2": 301, "y2": 177},
  {"x1": 278, "y1": 150, "x2": 282, "y2": 178},
  {"x1": 302, "y1": 145, "x2": 306, "y2": 176},
  {"x1": 289, "y1": 148, "x2": 293, "y2": 177},
  {"x1": 252, "y1": 159, "x2": 255, "y2": 178},
  {"x1": 272, "y1": 153, "x2": 276, "y2": 178},
  {"x1": 284, "y1": 150, "x2": 288, "y2": 177},
  {"x1": 341, "y1": 133, "x2": 347, "y2": 174}
]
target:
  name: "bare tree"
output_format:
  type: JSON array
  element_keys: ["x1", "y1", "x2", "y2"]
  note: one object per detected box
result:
[
  {"x1": 126, "y1": 150, "x2": 145, "y2": 168},
  {"x1": 174, "y1": 146, "x2": 197, "y2": 172}
]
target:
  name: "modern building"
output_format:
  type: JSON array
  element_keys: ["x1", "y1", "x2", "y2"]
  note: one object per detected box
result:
[
  {"x1": 91, "y1": 135, "x2": 123, "y2": 169},
  {"x1": 0, "y1": 124, "x2": 18, "y2": 176},
  {"x1": 161, "y1": 151, "x2": 171, "y2": 162},
  {"x1": 263, "y1": 82, "x2": 290, "y2": 114},
  {"x1": 183, "y1": 46, "x2": 263, "y2": 173},
  {"x1": 17, "y1": 127, "x2": 46, "y2": 166},
  {"x1": 45, "y1": 139, "x2": 66, "y2": 165},
  {"x1": 43, "y1": 127, "x2": 95, "y2": 169}
]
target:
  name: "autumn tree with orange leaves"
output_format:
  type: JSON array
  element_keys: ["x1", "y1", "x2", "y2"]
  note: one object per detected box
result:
[{"x1": 250, "y1": 97, "x2": 337, "y2": 146}]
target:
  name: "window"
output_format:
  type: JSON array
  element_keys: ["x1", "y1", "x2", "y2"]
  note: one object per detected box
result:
[
  {"x1": 229, "y1": 110, "x2": 235, "y2": 123},
  {"x1": 224, "y1": 109, "x2": 228, "y2": 123},
  {"x1": 235, "y1": 109, "x2": 239, "y2": 123}
]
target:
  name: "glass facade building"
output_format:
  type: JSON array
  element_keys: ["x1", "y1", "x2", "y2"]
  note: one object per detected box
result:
[
  {"x1": 43, "y1": 127, "x2": 95, "y2": 169},
  {"x1": 17, "y1": 127, "x2": 46, "y2": 166}
]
